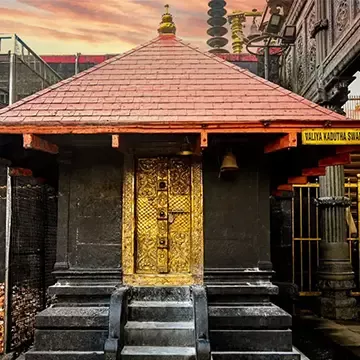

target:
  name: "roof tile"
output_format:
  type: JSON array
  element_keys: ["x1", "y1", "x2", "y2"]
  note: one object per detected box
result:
[{"x1": 0, "y1": 35, "x2": 348, "y2": 127}]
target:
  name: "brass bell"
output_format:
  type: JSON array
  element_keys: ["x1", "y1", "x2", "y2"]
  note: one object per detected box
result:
[
  {"x1": 178, "y1": 136, "x2": 193, "y2": 156},
  {"x1": 220, "y1": 151, "x2": 239, "y2": 172}
]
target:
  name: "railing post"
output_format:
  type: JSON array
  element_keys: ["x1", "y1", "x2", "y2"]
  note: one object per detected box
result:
[
  {"x1": 104, "y1": 286, "x2": 129, "y2": 360},
  {"x1": 191, "y1": 285, "x2": 211, "y2": 360},
  {"x1": 8, "y1": 35, "x2": 16, "y2": 105}
]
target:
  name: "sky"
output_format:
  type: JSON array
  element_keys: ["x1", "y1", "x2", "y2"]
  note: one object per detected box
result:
[{"x1": 0, "y1": 0, "x2": 266, "y2": 55}]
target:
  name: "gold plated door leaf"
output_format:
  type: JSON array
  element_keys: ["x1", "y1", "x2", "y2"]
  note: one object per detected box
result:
[
  {"x1": 168, "y1": 158, "x2": 191, "y2": 273},
  {"x1": 123, "y1": 154, "x2": 203, "y2": 285},
  {"x1": 135, "y1": 157, "x2": 192, "y2": 274}
]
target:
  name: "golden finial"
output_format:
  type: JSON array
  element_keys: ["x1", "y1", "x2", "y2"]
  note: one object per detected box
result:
[{"x1": 158, "y1": 4, "x2": 176, "y2": 35}]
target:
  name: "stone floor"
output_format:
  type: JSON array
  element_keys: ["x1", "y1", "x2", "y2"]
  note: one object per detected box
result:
[{"x1": 294, "y1": 313, "x2": 360, "y2": 359}]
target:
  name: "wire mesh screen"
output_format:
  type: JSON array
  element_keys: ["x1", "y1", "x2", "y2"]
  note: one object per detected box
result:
[
  {"x1": 15, "y1": 55, "x2": 45, "y2": 103},
  {"x1": 43, "y1": 185, "x2": 57, "y2": 292},
  {"x1": 7, "y1": 176, "x2": 57, "y2": 352}
]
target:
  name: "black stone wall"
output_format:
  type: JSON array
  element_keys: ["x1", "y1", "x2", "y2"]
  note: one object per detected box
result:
[
  {"x1": 67, "y1": 148, "x2": 123, "y2": 270},
  {"x1": 203, "y1": 148, "x2": 270, "y2": 269}
]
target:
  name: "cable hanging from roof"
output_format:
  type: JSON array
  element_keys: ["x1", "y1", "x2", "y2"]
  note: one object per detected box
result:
[{"x1": 207, "y1": 0, "x2": 229, "y2": 54}]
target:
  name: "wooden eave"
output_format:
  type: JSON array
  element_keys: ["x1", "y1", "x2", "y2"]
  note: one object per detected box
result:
[{"x1": 0, "y1": 120, "x2": 358, "y2": 135}]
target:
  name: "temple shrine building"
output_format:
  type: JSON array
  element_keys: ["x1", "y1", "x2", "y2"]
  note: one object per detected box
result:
[{"x1": 0, "y1": 6, "x2": 360, "y2": 360}]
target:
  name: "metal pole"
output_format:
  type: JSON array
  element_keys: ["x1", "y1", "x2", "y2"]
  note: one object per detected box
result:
[
  {"x1": 75, "y1": 53, "x2": 81, "y2": 75},
  {"x1": 264, "y1": 44, "x2": 269, "y2": 80},
  {"x1": 8, "y1": 36, "x2": 16, "y2": 105}
]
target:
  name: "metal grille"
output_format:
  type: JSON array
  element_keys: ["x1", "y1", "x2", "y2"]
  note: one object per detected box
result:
[
  {"x1": 292, "y1": 177, "x2": 360, "y2": 296},
  {"x1": 344, "y1": 96, "x2": 360, "y2": 120},
  {"x1": 6, "y1": 176, "x2": 57, "y2": 352}
]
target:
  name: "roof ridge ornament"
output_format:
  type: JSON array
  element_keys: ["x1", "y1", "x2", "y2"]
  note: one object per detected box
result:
[{"x1": 158, "y1": 4, "x2": 176, "y2": 35}]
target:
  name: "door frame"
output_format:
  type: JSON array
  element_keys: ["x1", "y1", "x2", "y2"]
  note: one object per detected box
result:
[{"x1": 121, "y1": 154, "x2": 204, "y2": 286}]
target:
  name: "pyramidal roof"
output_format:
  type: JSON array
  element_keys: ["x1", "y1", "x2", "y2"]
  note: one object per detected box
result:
[{"x1": 0, "y1": 35, "x2": 346, "y2": 128}]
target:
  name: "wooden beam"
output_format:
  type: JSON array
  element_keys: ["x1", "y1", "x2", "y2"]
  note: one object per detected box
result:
[
  {"x1": 318, "y1": 153, "x2": 351, "y2": 167},
  {"x1": 336, "y1": 146, "x2": 360, "y2": 154},
  {"x1": 288, "y1": 176, "x2": 308, "y2": 184},
  {"x1": 200, "y1": 130, "x2": 208, "y2": 148},
  {"x1": 194, "y1": 136, "x2": 202, "y2": 156},
  {"x1": 112, "y1": 134, "x2": 120, "y2": 148},
  {"x1": 302, "y1": 167, "x2": 326, "y2": 176},
  {"x1": 23, "y1": 134, "x2": 58, "y2": 154},
  {"x1": 9, "y1": 168, "x2": 33, "y2": 177},
  {"x1": 112, "y1": 134, "x2": 128, "y2": 152},
  {"x1": 277, "y1": 184, "x2": 293, "y2": 191},
  {"x1": 264, "y1": 133, "x2": 297, "y2": 153}
]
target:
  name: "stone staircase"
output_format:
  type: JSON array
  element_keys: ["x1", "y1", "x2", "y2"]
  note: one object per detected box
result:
[
  {"x1": 24, "y1": 283, "x2": 301, "y2": 360},
  {"x1": 206, "y1": 271, "x2": 302, "y2": 360},
  {"x1": 121, "y1": 286, "x2": 196, "y2": 359},
  {"x1": 25, "y1": 306, "x2": 108, "y2": 360}
]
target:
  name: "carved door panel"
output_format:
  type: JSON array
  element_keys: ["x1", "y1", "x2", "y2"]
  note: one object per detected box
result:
[{"x1": 135, "y1": 157, "x2": 191, "y2": 275}]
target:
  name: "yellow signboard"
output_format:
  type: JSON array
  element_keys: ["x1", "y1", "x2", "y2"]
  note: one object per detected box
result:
[{"x1": 302, "y1": 129, "x2": 360, "y2": 145}]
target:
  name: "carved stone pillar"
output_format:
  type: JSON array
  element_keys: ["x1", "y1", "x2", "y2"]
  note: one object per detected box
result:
[{"x1": 316, "y1": 165, "x2": 356, "y2": 320}]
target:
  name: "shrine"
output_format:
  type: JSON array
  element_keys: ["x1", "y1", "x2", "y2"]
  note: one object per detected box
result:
[{"x1": 1, "y1": 6, "x2": 360, "y2": 360}]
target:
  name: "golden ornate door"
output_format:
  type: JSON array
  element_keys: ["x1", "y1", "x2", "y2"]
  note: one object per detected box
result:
[{"x1": 122, "y1": 155, "x2": 203, "y2": 286}]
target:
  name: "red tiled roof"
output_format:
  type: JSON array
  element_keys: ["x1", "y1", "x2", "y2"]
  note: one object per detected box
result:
[{"x1": 0, "y1": 35, "x2": 346, "y2": 127}]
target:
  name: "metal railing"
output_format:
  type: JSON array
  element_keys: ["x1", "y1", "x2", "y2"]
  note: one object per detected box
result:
[
  {"x1": 0, "y1": 34, "x2": 62, "y2": 105},
  {"x1": 292, "y1": 176, "x2": 360, "y2": 296}
]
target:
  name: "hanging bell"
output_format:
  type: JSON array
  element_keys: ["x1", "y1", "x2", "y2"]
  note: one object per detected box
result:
[
  {"x1": 247, "y1": 17, "x2": 261, "y2": 41},
  {"x1": 178, "y1": 136, "x2": 193, "y2": 156},
  {"x1": 220, "y1": 151, "x2": 239, "y2": 172}
]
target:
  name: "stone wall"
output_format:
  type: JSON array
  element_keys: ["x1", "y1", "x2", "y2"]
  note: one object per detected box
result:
[
  {"x1": 67, "y1": 148, "x2": 123, "y2": 270},
  {"x1": 203, "y1": 145, "x2": 270, "y2": 270}
]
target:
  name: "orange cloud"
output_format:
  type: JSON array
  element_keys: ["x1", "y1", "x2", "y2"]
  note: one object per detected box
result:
[{"x1": 1, "y1": 0, "x2": 266, "y2": 54}]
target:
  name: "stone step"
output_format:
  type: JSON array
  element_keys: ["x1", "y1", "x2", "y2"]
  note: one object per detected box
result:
[
  {"x1": 35, "y1": 307, "x2": 109, "y2": 329},
  {"x1": 125, "y1": 321, "x2": 194, "y2": 347},
  {"x1": 121, "y1": 346, "x2": 196, "y2": 359},
  {"x1": 34, "y1": 329, "x2": 107, "y2": 351},
  {"x1": 25, "y1": 351, "x2": 104, "y2": 360},
  {"x1": 129, "y1": 301, "x2": 193, "y2": 322},
  {"x1": 209, "y1": 305, "x2": 292, "y2": 329},
  {"x1": 210, "y1": 329, "x2": 293, "y2": 352},
  {"x1": 207, "y1": 285, "x2": 278, "y2": 297},
  {"x1": 131, "y1": 287, "x2": 191, "y2": 302},
  {"x1": 211, "y1": 351, "x2": 301, "y2": 360}
]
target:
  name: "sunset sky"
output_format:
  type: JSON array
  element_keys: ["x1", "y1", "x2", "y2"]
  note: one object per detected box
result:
[{"x1": 1, "y1": 0, "x2": 266, "y2": 54}]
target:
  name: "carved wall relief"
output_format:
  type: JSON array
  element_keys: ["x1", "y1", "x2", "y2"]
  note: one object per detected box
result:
[
  {"x1": 356, "y1": 0, "x2": 360, "y2": 15},
  {"x1": 285, "y1": 50, "x2": 293, "y2": 90},
  {"x1": 307, "y1": 7, "x2": 317, "y2": 76},
  {"x1": 333, "y1": 0, "x2": 350, "y2": 41},
  {"x1": 295, "y1": 28, "x2": 305, "y2": 91}
]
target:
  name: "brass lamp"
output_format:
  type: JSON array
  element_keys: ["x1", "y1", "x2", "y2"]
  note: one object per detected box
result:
[
  {"x1": 178, "y1": 136, "x2": 193, "y2": 156},
  {"x1": 220, "y1": 151, "x2": 239, "y2": 172}
]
